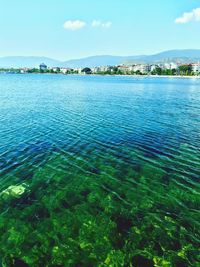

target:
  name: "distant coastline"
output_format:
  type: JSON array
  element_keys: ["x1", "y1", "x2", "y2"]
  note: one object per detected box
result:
[
  {"x1": 120, "y1": 74, "x2": 200, "y2": 79},
  {"x1": 1, "y1": 60, "x2": 200, "y2": 78},
  {"x1": 0, "y1": 72, "x2": 200, "y2": 79}
]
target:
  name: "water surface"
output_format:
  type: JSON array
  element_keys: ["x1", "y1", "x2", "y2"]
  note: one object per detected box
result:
[{"x1": 0, "y1": 74, "x2": 199, "y2": 266}]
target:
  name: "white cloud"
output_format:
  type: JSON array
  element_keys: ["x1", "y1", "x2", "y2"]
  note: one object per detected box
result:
[
  {"x1": 63, "y1": 20, "x2": 86, "y2": 30},
  {"x1": 91, "y1": 20, "x2": 112, "y2": 28},
  {"x1": 175, "y1": 7, "x2": 200, "y2": 24}
]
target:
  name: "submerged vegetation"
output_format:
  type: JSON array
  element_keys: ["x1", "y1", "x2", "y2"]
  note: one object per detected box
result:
[
  {"x1": 0, "y1": 73, "x2": 199, "y2": 266},
  {"x1": 0, "y1": 143, "x2": 199, "y2": 267}
]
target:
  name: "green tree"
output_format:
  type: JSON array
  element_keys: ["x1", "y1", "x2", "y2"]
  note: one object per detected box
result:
[{"x1": 179, "y1": 65, "x2": 192, "y2": 76}]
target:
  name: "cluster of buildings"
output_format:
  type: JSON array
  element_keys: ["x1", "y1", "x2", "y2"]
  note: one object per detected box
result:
[
  {"x1": 39, "y1": 63, "x2": 74, "y2": 74},
  {"x1": 9, "y1": 61, "x2": 200, "y2": 75},
  {"x1": 90, "y1": 62, "x2": 200, "y2": 75}
]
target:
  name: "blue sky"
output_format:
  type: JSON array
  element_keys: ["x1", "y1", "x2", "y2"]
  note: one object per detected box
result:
[{"x1": 0, "y1": 0, "x2": 199, "y2": 60}]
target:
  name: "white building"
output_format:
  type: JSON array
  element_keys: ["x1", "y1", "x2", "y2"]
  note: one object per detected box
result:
[
  {"x1": 73, "y1": 68, "x2": 82, "y2": 74},
  {"x1": 91, "y1": 67, "x2": 101, "y2": 73},
  {"x1": 192, "y1": 63, "x2": 200, "y2": 73},
  {"x1": 51, "y1": 67, "x2": 60, "y2": 72},
  {"x1": 132, "y1": 64, "x2": 151, "y2": 74},
  {"x1": 20, "y1": 68, "x2": 29, "y2": 74},
  {"x1": 60, "y1": 68, "x2": 73, "y2": 74},
  {"x1": 163, "y1": 63, "x2": 171, "y2": 69},
  {"x1": 170, "y1": 62, "x2": 178, "y2": 70},
  {"x1": 99, "y1": 66, "x2": 110, "y2": 72},
  {"x1": 150, "y1": 65, "x2": 159, "y2": 72},
  {"x1": 118, "y1": 65, "x2": 130, "y2": 73}
]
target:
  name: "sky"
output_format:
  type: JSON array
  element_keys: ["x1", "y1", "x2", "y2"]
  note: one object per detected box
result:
[{"x1": 0, "y1": 0, "x2": 200, "y2": 60}]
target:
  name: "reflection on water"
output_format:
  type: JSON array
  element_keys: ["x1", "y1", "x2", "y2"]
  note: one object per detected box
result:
[{"x1": 0, "y1": 74, "x2": 200, "y2": 266}]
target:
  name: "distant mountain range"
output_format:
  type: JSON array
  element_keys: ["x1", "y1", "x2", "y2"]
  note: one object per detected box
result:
[
  {"x1": 1, "y1": 50, "x2": 200, "y2": 68},
  {"x1": 0, "y1": 56, "x2": 60, "y2": 69}
]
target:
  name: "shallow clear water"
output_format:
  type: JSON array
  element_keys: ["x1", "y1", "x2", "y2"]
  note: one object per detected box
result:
[{"x1": 0, "y1": 74, "x2": 199, "y2": 267}]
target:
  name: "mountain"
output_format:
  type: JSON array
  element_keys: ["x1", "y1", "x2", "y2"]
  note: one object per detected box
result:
[
  {"x1": 0, "y1": 50, "x2": 200, "y2": 68},
  {"x1": 123, "y1": 49, "x2": 200, "y2": 65},
  {"x1": 61, "y1": 50, "x2": 200, "y2": 67},
  {"x1": 0, "y1": 56, "x2": 60, "y2": 68},
  {"x1": 60, "y1": 55, "x2": 126, "y2": 68}
]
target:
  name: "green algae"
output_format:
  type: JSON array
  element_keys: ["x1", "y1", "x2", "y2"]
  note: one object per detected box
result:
[
  {"x1": 0, "y1": 145, "x2": 199, "y2": 266},
  {"x1": 0, "y1": 184, "x2": 27, "y2": 200}
]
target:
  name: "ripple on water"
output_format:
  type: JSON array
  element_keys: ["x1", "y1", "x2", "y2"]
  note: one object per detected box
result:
[{"x1": 0, "y1": 74, "x2": 200, "y2": 266}]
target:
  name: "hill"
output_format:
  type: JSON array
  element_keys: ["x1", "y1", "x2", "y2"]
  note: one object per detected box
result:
[
  {"x1": 0, "y1": 56, "x2": 60, "y2": 68},
  {"x1": 61, "y1": 50, "x2": 200, "y2": 67},
  {"x1": 0, "y1": 50, "x2": 200, "y2": 68}
]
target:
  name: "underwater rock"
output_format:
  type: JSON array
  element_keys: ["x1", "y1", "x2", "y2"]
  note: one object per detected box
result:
[
  {"x1": 153, "y1": 242, "x2": 163, "y2": 256},
  {"x1": 0, "y1": 183, "x2": 27, "y2": 200},
  {"x1": 115, "y1": 216, "x2": 132, "y2": 234},
  {"x1": 161, "y1": 174, "x2": 170, "y2": 185},
  {"x1": 11, "y1": 258, "x2": 29, "y2": 267},
  {"x1": 172, "y1": 256, "x2": 188, "y2": 267},
  {"x1": 132, "y1": 255, "x2": 154, "y2": 267},
  {"x1": 133, "y1": 163, "x2": 141, "y2": 172},
  {"x1": 80, "y1": 189, "x2": 91, "y2": 197},
  {"x1": 89, "y1": 167, "x2": 101, "y2": 175},
  {"x1": 15, "y1": 191, "x2": 37, "y2": 206}
]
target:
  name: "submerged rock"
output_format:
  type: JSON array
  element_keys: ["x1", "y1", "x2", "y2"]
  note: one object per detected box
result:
[
  {"x1": 89, "y1": 167, "x2": 101, "y2": 175},
  {"x1": 132, "y1": 255, "x2": 154, "y2": 267},
  {"x1": 0, "y1": 183, "x2": 27, "y2": 200},
  {"x1": 11, "y1": 258, "x2": 29, "y2": 267},
  {"x1": 172, "y1": 256, "x2": 188, "y2": 267},
  {"x1": 115, "y1": 216, "x2": 132, "y2": 234}
]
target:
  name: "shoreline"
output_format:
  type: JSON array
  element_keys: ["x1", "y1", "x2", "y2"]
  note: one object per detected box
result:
[
  {"x1": 94, "y1": 74, "x2": 200, "y2": 79},
  {"x1": 0, "y1": 72, "x2": 200, "y2": 79}
]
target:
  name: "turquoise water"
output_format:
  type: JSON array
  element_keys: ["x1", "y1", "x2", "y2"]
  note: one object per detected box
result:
[{"x1": 0, "y1": 74, "x2": 199, "y2": 267}]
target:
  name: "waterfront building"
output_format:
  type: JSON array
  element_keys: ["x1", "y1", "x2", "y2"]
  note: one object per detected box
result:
[
  {"x1": 192, "y1": 63, "x2": 200, "y2": 73},
  {"x1": 132, "y1": 64, "x2": 151, "y2": 74},
  {"x1": 98, "y1": 66, "x2": 109, "y2": 72},
  {"x1": 60, "y1": 68, "x2": 73, "y2": 74},
  {"x1": 170, "y1": 62, "x2": 178, "y2": 70},
  {"x1": 20, "y1": 68, "x2": 29, "y2": 74},
  {"x1": 118, "y1": 65, "x2": 130, "y2": 73},
  {"x1": 39, "y1": 63, "x2": 47, "y2": 71},
  {"x1": 73, "y1": 68, "x2": 82, "y2": 74},
  {"x1": 150, "y1": 65, "x2": 159, "y2": 72},
  {"x1": 91, "y1": 67, "x2": 101, "y2": 73}
]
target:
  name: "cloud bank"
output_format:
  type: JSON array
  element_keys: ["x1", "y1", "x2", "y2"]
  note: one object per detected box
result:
[
  {"x1": 63, "y1": 20, "x2": 86, "y2": 30},
  {"x1": 175, "y1": 7, "x2": 200, "y2": 24}
]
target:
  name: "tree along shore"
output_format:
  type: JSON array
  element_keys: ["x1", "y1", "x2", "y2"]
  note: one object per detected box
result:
[{"x1": 0, "y1": 65, "x2": 199, "y2": 77}]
